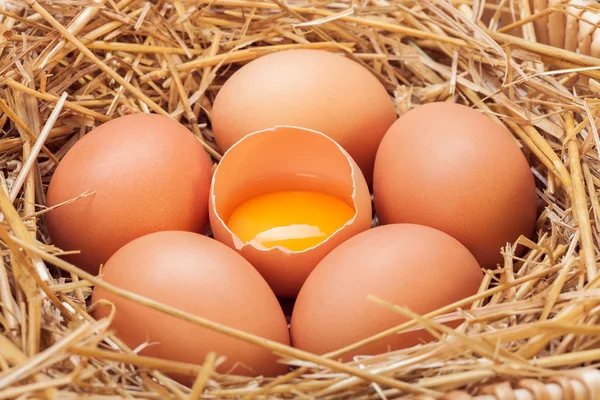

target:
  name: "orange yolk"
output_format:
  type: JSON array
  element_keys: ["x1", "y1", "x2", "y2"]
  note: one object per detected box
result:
[{"x1": 226, "y1": 190, "x2": 355, "y2": 251}]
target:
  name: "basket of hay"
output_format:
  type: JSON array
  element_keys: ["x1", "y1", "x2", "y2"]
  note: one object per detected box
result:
[{"x1": 1, "y1": 0, "x2": 600, "y2": 398}]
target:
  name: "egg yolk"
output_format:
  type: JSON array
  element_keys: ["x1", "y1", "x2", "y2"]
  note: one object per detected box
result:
[{"x1": 226, "y1": 190, "x2": 355, "y2": 251}]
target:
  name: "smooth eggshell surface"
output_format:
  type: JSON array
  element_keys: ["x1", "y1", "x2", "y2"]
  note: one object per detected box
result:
[
  {"x1": 46, "y1": 113, "x2": 213, "y2": 274},
  {"x1": 373, "y1": 102, "x2": 537, "y2": 269},
  {"x1": 91, "y1": 231, "x2": 290, "y2": 381},
  {"x1": 290, "y1": 224, "x2": 483, "y2": 360},
  {"x1": 209, "y1": 125, "x2": 372, "y2": 298},
  {"x1": 211, "y1": 49, "x2": 397, "y2": 184}
]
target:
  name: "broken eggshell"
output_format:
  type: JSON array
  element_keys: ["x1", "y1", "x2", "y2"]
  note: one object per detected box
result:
[{"x1": 209, "y1": 125, "x2": 372, "y2": 298}]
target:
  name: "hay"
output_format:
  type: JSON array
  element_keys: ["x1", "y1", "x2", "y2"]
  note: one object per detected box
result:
[{"x1": 1, "y1": 0, "x2": 600, "y2": 398}]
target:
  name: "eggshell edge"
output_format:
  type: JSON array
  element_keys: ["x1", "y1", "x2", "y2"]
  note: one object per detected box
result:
[{"x1": 209, "y1": 124, "x2": 370, "y2": 255}]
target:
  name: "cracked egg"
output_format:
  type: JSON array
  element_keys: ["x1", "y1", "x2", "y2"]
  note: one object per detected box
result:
[{"x1": 209, "y1": 125, "x2": 372, "y2": 298}]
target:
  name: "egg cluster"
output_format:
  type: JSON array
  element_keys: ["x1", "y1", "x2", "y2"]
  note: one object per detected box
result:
[{"x1": 46, "y1": 49, "x2": 537, "y2": 381}]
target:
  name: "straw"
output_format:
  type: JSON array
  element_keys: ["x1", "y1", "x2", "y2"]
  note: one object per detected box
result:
[{"x1": 1, "y1": 0, "x2": 600, "y2": 398}]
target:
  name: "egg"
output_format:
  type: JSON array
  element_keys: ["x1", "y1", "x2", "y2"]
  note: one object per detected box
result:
[
  {"x1": 211, "y1": 49, "x2": 397, "y2": 184},
  {"x1": 373, "y1": 102, "x2": 537, "y2": 269},
  {"x1": 46, "y1": 113, "x2": 213, "y2": 274},
  {"x1": 209, "y1": 125, "x2": 372, "y2": 298},
  {"x1": 290, "y1": 224, "x2": 483, "y2": 360},
  {"x1": 91, "y1": 230, "x2": 290, "y2": 381}
]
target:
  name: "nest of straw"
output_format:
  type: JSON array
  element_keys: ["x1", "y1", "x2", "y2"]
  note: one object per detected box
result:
[{"x1": 1, "y1": 0, "x2": 600, "y2": 398}]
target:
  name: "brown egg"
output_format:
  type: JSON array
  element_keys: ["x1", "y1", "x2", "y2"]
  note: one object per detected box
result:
[
  {"x1": 209, "y1": 125, "x2": 372, "y2": 298},
  {"x1": 91, "y1": 231, "x2": 290, "y2": 382},
  {"x1": 211, "y1": 49, "x2": 397, "y2": 184},
  {"x1": 290, "y1": 224, "x2": 482, "y2": 359},
  {"x1": 373, "y1": 102, "x2": 537, "y2": 269},
  {"x1": 46, "y1": 113, "x2": 212, "y2": 274}
]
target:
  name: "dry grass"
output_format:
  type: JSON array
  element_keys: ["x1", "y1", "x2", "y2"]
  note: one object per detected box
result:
[{"x1": 1, "y1": 0, "x2": 600, "y2": 398}]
